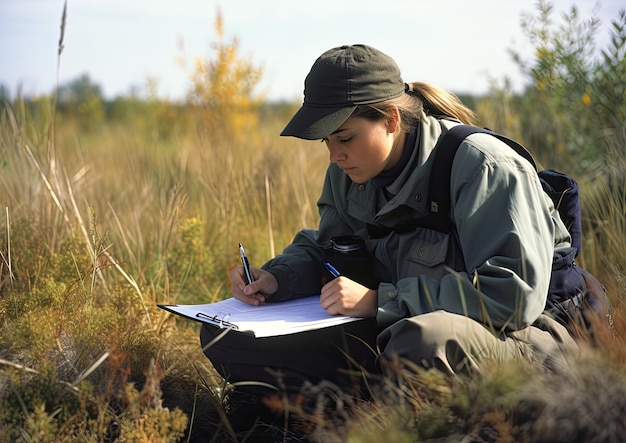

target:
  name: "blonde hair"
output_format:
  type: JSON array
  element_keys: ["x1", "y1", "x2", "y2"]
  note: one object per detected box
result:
[
  {"x1": 352, "y1": 81, "x2": 478, "y2": 131},
  {"x1": 408, "y1": 82, "x2": 477, "y2": 125}
]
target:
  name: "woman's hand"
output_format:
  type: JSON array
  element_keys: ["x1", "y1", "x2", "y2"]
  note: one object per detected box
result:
[
  {"x1": 320, "y1": 277, "x2": 377, "y2": 318},
  {"x1": 230, "y1": 266, "x2": 278, "y2": 305}
]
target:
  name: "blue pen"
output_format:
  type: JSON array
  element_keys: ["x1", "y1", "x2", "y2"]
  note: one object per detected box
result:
[{"x1": 324, "y1": 262, "x2": 341, "y2": 278}]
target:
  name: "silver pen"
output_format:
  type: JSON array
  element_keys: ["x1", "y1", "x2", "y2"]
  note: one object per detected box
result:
[{"x1": 239, "y1": 243, "x2": 254, "y2": 285}]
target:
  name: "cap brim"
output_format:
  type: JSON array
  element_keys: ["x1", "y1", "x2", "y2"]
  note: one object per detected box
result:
[{"x1": 280, "y1": 105, "x2": 356, "y2": 140}]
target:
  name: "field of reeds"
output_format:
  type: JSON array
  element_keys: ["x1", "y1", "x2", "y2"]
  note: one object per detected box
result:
[{"x1": 1, "y1": 2, "x2": 625, "y2": 442}]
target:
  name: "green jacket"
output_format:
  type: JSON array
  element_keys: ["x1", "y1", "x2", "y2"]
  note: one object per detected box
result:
[{"x1": 264, "y1": 114, "x2": 571, "y2": 332}]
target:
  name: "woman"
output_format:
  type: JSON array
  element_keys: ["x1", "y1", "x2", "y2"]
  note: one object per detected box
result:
[{"x1": 200, "y1": 44, "x2": 577, "y2": 400}]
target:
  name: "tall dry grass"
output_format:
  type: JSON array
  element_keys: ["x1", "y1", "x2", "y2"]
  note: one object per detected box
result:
[
  {"x1": 2, "y1": 73, "x2": 625, "y2": 443},
  {"x1": 0, "y1": 92, "x2": 334, "y2": 440}
]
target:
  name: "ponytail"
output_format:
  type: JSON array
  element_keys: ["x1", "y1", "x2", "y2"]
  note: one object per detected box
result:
[
  {"x1": 352, "y1": 81, "x2": 478, "y2": 131},
  {"x1": 406, "y1": 81, "x2": 478, "y2": 126}
]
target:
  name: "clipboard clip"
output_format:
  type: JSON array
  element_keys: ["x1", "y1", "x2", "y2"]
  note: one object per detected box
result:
[{"x1": 196, "y1": 312, "x2": 239, "y2": 330}]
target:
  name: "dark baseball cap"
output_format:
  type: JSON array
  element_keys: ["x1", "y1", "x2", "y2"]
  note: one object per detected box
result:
[{"x1": 280, "y1": 44, "x2": 405, "y2": 140}]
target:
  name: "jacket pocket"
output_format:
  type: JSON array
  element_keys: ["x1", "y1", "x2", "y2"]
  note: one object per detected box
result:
[{"x1": 404, "y1": 231, "x2": 453, "y2": 279}]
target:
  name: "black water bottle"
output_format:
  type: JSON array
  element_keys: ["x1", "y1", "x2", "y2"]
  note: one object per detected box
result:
[{"x1": 325, "y1": 235, "x2": 378, "y2": 288}]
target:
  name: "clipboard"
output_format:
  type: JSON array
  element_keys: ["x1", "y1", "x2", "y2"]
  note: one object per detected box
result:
[{"x1": 158, "y1": 295, "x2": 364, "y2": 338}]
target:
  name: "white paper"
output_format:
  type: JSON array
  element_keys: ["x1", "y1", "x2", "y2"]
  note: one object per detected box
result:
[{"x1": 158, "y1": 295, "x2": 364, "y2": 337}]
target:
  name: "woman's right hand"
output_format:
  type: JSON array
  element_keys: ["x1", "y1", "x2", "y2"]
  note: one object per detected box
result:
[{"x1": 230, "y1": 266, "x2": 278, "y2": 305}]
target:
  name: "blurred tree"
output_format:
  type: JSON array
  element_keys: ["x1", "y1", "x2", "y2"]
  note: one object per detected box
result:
[
  {"x1": 0, "y1": 84, "x2": 10, "y2": 105},
  {"x1": 57, "y1": 73, "x2": 103, "y2": 104},
  {"x1": 185, "y1": 9, "x2": 263, "y2": 141},
  {"x1": 509, "y1": 0, "x2": 602, "y2": 172},
  {"x1": 480, "y1": 2, "x2": 625, "y2": 176},
  {"x1": 56, "y1": 73, "x2": 105, "y2": 131},
  {"x1": 589, "y1": 9, "x2": 626, "y2": 192}
]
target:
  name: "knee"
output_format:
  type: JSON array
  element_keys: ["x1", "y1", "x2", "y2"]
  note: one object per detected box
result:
[
  {"x1": 376, "y1": 311, "x2": 480, "y2": 376},
  {"x1": 377, "y1": 312, "x2": 447, "y2": 372}
]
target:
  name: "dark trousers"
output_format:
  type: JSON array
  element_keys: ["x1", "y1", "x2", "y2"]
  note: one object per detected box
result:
[{"x1": 200, "y1": 319, "x2": 380, "y2": 397}]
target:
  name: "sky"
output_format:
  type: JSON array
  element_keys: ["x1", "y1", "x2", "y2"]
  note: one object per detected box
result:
[{"x1": 0, "y1": 0, "x2": 622, "y2": 102}]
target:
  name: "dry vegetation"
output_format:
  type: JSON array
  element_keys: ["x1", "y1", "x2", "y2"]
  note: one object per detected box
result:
[{"x1": 1, "y1": 2, "x2": 625, "y2": 442}]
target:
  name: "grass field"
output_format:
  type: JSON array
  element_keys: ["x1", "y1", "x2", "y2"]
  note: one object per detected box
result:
[{"x1": 0, "y1": 93, "x2": 624, "y2": 441}]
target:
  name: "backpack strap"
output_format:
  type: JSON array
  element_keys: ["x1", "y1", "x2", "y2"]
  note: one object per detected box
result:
[
  {"x1": 424, "y1": 125, "x2": 537, "y2": 234},
  {"x1": 366, "y1": 124, "x2": 537, "y2": 238}
]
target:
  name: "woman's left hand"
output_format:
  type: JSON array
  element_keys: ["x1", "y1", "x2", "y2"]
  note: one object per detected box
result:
[{"x1": 320, "y1": 277, "x2": 377, "y2": 318}]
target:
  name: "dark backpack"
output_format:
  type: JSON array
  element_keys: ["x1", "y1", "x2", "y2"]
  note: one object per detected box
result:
[{"x1": 426, "y1": 124, "x2": 610, "y2": 336}]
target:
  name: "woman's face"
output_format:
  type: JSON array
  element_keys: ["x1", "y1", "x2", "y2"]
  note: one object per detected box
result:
[{"x1": 323, "y1": 115, "x2": 402, "y2": 184}]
